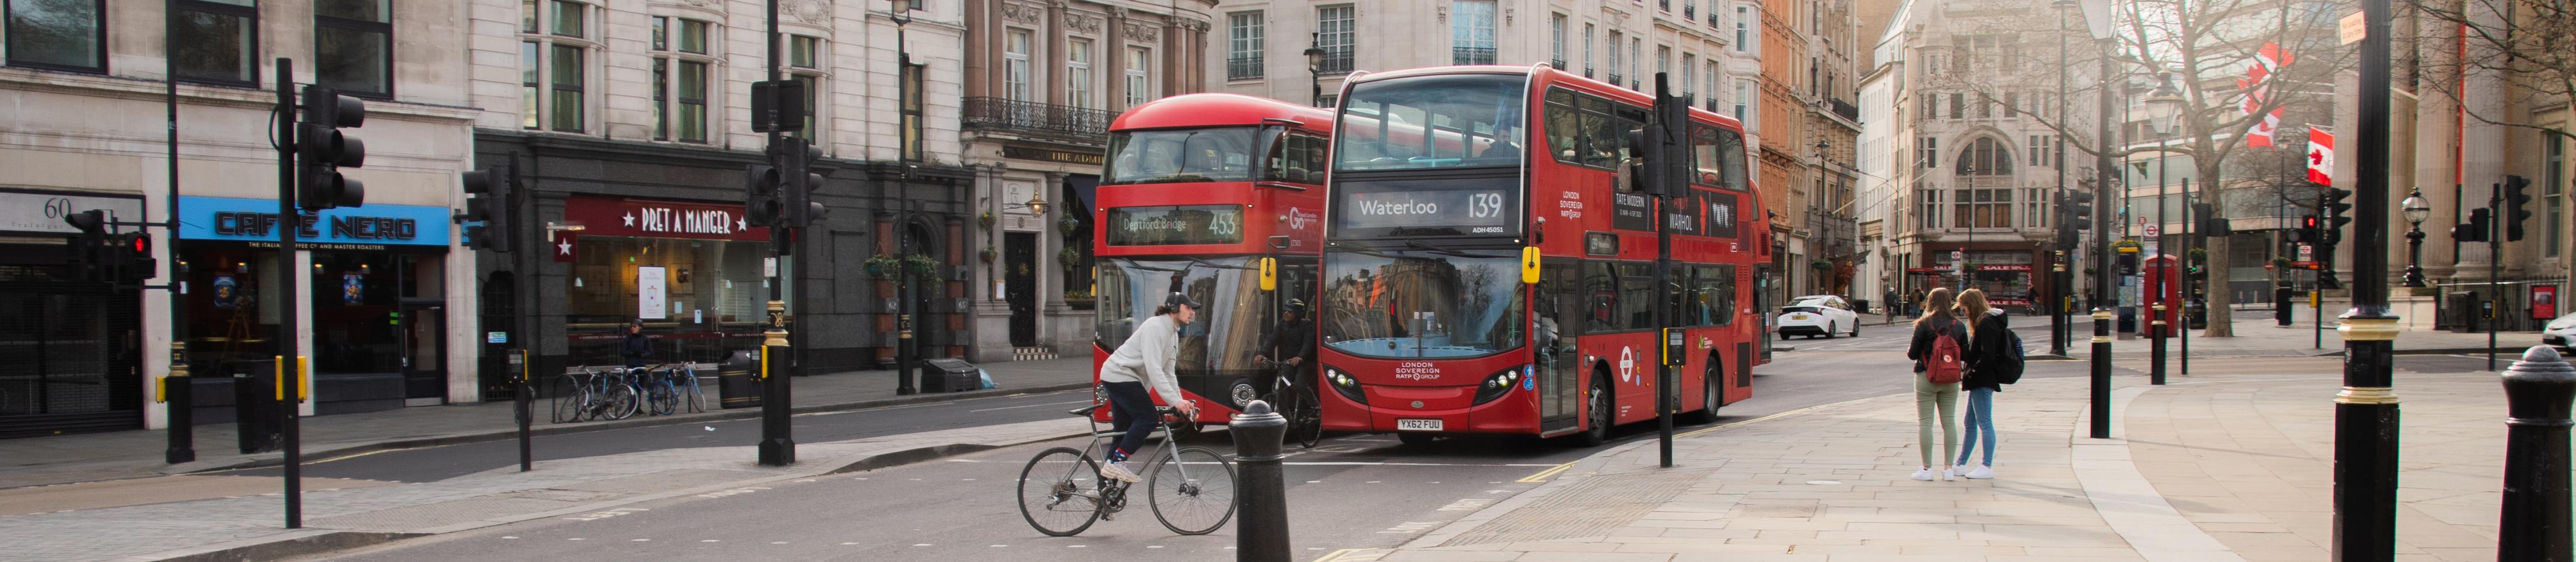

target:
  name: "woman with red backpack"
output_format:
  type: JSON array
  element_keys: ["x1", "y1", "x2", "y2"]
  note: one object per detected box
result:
[{"x1": 1905, "y1": 287, "x2": 1970, "y2": 481}]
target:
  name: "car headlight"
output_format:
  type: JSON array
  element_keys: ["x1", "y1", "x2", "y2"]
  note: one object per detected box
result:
[
  {"x1": 1325, "y1": 368, "x2": 1367, "y2": 405},
  {"x1": 1472, "y1": 367, "x2": 1525, "y2": 405}
]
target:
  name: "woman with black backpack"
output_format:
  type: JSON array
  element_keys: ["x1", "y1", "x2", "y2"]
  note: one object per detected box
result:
[
  {"x1": 1951, "y1": 289, "x2": 2011, "y2": 480},
  {"x1": 1904, "y1": 287, "x2": 1968, "y2": 481}
]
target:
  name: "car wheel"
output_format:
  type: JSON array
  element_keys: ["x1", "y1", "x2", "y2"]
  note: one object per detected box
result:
[
  {"x1": 1850, "y1": 322, "x2": 1861, "y2": 338},
  {"x1": 1823, "y1": 323, "x2": 1837, "y2": 338}
]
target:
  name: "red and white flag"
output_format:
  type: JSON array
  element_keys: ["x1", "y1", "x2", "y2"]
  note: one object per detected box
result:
[
  {"x1": 2242, "y1": 42, "x2": 2292, "y2": 147},
  {"x1": 2306, "y1": 127, "x2": 2334, "y2": 186}
]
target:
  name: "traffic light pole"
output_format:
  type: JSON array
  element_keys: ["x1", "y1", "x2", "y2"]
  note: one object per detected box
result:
[
  {"x1": 2331, "y1": 0, "x2": 2402, "y2": 556},
  {"x1": 272, "y1": 57, "x2": 305, "y2": 530},
  {"x1": 164, "y1": 36, "x2": 194, "y2": 465},
  {"x1": 756, "y1": 0, "x2": 796, "y2": 467},
  {"x1": 2088, "y1": 36, "x2": 2115, "y2": 441}
]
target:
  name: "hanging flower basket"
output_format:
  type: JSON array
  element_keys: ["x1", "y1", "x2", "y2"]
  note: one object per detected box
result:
[
  {"x1": 902, "y1": 254, "x2": 939, "y2": 279},
  {"x1": 978, "y1": 212, "x2": 996, "y2": 229},
  {"x1": 1810, "y1": 259, "x2": 1833, "y2": 270},
  {"x1": 1057, "y1": 247, "x2": 1083, "y2": 269},
  {"x1": 979, "y1": 247, "x2": 998, "y2": 263},
  {"x1": 1057, "y1": 214, "x2": 1082, "y2": 235},
  {"x1": 862, "y1": 254, "x2": 901, "y2": 279}
]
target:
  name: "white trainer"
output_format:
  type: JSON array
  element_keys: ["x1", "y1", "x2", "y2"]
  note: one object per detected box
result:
[
  {"x1": 1910, "y1": 468, "x2": 1936, "y2": 481},
  {"x1": 1100, "y1": 461, "x2": 1141, "y2": 483},
  {"x1": 1965, "y1": 465, "x2": 1994, "y2": 479}
]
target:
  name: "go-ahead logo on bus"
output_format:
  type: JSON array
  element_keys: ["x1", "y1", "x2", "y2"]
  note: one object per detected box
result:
[{"x1": 1285, "y1": 206, "x2": 1319, "y2": 232}]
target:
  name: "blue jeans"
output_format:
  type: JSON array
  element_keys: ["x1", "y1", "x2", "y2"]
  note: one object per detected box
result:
[
  {"x1": 1101, "y1": 381, "x2": 1157, "y2": 463},
  {"x1": 1956, "y1": 387, "x2": 1996, "y2": 466}
]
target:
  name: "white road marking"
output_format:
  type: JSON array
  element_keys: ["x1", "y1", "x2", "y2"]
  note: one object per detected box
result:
[
  {"x1": 1378, "y1": 521, "x2": 1439, "y2": 534},
  {"x1": 702, "y1": 540, "x2": 720, "y2": 543},
  {"x1": 914, "y1": 544, "x2": 932, "y2": 547},
  {"x1": 501, "y1": 536, "x2": 518, "y2": 540},
  {"x1": 631, "y1": 538, "x2": 649, "y2": 542},
  {"x1": 1281, "y1": 461, "x2": 1559, "y2": 467},
  {"x1": 1436, "y1": 498, "x2": 1494, "y2": 511},
  {"x1": 969, "y1": 399, "x2": 1095, "y2": 413}
]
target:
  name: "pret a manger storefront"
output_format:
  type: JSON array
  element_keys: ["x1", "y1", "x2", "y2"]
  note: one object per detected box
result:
[{"x1": 555, "y1": 195, "x2": 774, "y2": 366}]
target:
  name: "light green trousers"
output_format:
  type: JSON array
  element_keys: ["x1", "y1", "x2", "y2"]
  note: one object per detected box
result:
[{"x1": 1915, "y1": 375, "x2": 1962, "y2": 468}]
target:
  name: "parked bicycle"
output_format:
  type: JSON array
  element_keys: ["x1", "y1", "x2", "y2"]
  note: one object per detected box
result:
[
  {"x1": 1016, "y1": 400, "x2": 1236, "y2": 537},
  {"x1": 634, "y1": 362, "x2": 708, "y2": 417}
]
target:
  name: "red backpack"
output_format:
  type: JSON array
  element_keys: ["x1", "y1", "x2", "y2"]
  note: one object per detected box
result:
[{"x1": 1925, "y1": 320, "x2": 1965, "y2": 385}]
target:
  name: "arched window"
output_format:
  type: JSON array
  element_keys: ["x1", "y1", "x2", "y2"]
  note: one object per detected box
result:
[{"x1": 1952, "y1": 136, "x2": 2013, "y2": 176}]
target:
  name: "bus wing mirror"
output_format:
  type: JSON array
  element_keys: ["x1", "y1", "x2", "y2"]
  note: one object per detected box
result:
[
  {"x1": 1520, "y1": 247, "x2": 1541, "y2": 285},
  {"x1": 1259, "y1": 257, "x2": 1278, "y2": 292}
]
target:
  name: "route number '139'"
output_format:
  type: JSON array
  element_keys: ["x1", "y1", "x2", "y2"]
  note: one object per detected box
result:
[{"x1": 1468, "y1": 192, "x2": 1506, "y2": 219}]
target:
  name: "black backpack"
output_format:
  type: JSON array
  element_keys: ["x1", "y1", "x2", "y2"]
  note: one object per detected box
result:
[{"x1": 1991, "y1": 328, "x2": 2026, "y2": 385}]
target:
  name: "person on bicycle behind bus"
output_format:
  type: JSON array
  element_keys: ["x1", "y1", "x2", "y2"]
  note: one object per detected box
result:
[
  {"x1": 1097, "y1": 292, "x2": 1202, "y2": 483},
  {"x1": 620, "y1": 322, "x2": 653, "y2": 370},
  {"x1": 1251, "y1": 298, "x2": 1316, "y2": 405}
]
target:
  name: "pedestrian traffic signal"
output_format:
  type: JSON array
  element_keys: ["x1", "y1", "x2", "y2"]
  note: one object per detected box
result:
[
  {"x1": 2192, "y1": 202, "x2": 2230, "y2": 236},
  {"x1": 2452, "y1": 208, "x2": 2490, "y2": 242},
  {"x1": 2292, "y1": 214, "x2": 2320, "y2": 244},
  {"x1": 744, "y1": 163, "x2": 784, "y2": 227},
  {"x1": 2321, "y1": 187, "x2": 2352, "y2": 247},
  {"x1": 460, "y1": 167, "x2": 513, "y2": 252},
  {"x1": 116, "y1": 231, "x2": 156, "y2": 282},
  {"x1": 781, "y1": 137, "x2": 828, "y2": 227},
  {"x1": 296, "y1": 86, "x2": 367, "y2": 210},
  {"x1": 2503, "y1": 174, "x2": 2533, "y2": 242},
  {"x1": 63, "y1": 210, "x2": 107, "y2": 278}
]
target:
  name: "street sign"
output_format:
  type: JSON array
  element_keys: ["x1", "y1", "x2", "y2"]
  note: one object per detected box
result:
[
  {"x1": 1950, "y1": 250, "x2": 1963, "y2": 262},
  {"x1": 2340, "y1": 11, "x2": 2367, "y2": 45},
  {"x1": 2297, "y1": 244, "x2": 2313, "y2": 261},
  {"x1": 2143, "y1": 224, "x2": 2160, "y2": 238}
]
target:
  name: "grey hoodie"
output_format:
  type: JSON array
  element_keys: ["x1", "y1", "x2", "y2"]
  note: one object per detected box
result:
[{"x1": 1100, "y1": 313, "x2": 1187, "y2": 405}]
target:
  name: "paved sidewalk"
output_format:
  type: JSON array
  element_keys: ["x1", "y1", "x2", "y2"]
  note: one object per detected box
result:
[
  {"x1": 1998, "y1": 313, "x2": 2539, "y2": 359},
  {"x1": 0, "y1": 417, "x2": 1089, "y2": 562},
  {"x1": 0, "y1": 354, "x2": 1096, "y2": 491},
  {"x1": 1338, "y1": 355, "x2": 2521, "y2": 561}
]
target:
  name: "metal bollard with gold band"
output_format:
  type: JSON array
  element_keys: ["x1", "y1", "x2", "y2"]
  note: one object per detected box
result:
[
  {"x1": 2336, "y1": 386, "x2": 2401, "y2": 405},
  {"x1": 2337, "y1": 316, "x2": 2402, "y2": 342}
]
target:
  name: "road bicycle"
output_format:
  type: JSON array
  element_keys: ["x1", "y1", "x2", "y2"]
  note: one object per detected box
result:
[
  {"x1": 1016, "y1": 400, "x2": 1236, "y2": 537},
  {"x1": 1253, "y1": 358, "x2": 1325, "y2": 449}
]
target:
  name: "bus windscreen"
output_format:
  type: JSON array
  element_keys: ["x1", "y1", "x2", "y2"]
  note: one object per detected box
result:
[{"x1": 1334, "y1": 74, "x2": 1527, "y2": 172}]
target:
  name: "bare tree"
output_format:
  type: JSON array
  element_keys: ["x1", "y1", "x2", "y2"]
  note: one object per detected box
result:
[{"x1": 2412, "y1": 0, "x2": 2576, "y2": 144}]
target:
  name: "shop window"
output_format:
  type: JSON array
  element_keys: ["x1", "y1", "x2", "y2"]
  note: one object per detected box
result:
[{"x1": 563, "y1": 236, "x2": 772, "y2": 363}]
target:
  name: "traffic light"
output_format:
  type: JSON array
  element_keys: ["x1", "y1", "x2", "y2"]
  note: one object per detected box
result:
[
  {"x1": 2192, "y1": 202, "x2": 2231, "y2": 236},
  {"x1": 1619, "y1": 74, "x2": 1693, "y2": 199},
  {"x1": 296, "y1": 86, "x2": 367, "y2": 210},
  {"x1": 744, "y1": 162, "x2": 784, "y2": 228},
  {"x1": 2321, "y1": 187, "x2": 2352, "y2": 247},
  {"x1": 2292, "y1": 214, "x2": 2320, "y2": 244},
  {"x1": 115, "y1": 231, "x2": 156, "y2": 283},
  {"x1": 63, "y1": 210, "x2": 107, "y2": 278},
  {"x1": 782, "y1": 137, "x2": 829, "y2": 227},
  {"x1": 460, "y1": 167, "x2": 513, "y2": 252},
  {"x1": 2452, "y1": 208, "x2": 2491, "y2": 242},
  {"x1": 2503, "y1": 175, "x2": 2533, "y2": 242}
]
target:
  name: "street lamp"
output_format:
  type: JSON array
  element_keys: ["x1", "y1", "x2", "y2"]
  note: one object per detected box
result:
[
  {"x1": 2076, "y1": 0, "x2": 2116, "y2": 440},
  {"x1": 2401, "y1": 189, "x2": 2430, "y2": 287},
  {"x1": 2144, "y1": 80, "x2": 2184, "y2": 136},
  {"x1": 1305, "y1": 34, "x2": 1327, "y2": 107},
  {"x1": 888, "y1": 0, "x2": 919, "y2": 397}
]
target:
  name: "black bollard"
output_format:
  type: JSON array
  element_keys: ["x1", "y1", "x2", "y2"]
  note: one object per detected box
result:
[
  {"x1": 1231, "y1": 400, "x2": 1289, "y2": 562},
  {"x1": 2090, "y1": 309, "x2": 2112, "y2": 439},
  {"x1": 2150, "y1": 303, "x2": 2168, "y2": 385},
  {"x1": 2499, "y1": 345, "x2": 2574, "y2": 562}
]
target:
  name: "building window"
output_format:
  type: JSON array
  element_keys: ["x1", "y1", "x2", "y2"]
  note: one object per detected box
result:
[
  {"x1": 1606, "y1": 31, "x2": 1622, "y2": 84},
  {"x1": 1451, "y1": 1, "x2": 1496, "y2": 65},
  {"x1": 2028, "y1": 134, "x2": 2051, "y2": 167},
  {"x1": 1124, "y1": 46, "x2": 1152, "y2": 107},
  {"x1": 1733, "y1": 6, "x2": 1749, "y2": 52},
  {"x1": 1918, "y1": 137, "x2": 1936, "y2": 169},
  {"x1": 1549, "y1": 13, "x2": 1566, "y2": 68},
  {"x1": 2549, "y1": 135, "x2": 2565, "y2": 257},
  {"x1": 170, "y1": 0, "x2": 260, "y2": 86},
  {"x1": 1629, "y1": 37, "x2": 1641, "y2": 89},
  {"x1": 901, "y1": 62, "x2": 924, "y2": 161},
  {"x1": 1731, "y1": 79, "x2": 1749, "y2": 125},
  {"x1": 1920, "y1": 92, "x2": 1937, "y2": 120},
  {"x1": 2003, "y1": 92, "x2": 2018, "y2": 118},
  {"x1": 1316, "y1": 5, "x2": 1353, "y2": 74},
  {"x1": 1684, "y1": 0, "x2": 1696, "y2": 20},
  {"x1": 789, "y1": 35, "x2": 822, "y2": 141},
  {"x1": 1227, "y1": 12, "x2": 1262, "y2": 80},
  {"x1": 1067, "y1": 38, "x2": 1094, "y2": 109},
  {"x1": 1581, "y1": 23, "x2": 1594, "y2": 77},
  {"x1": 2025, "y1": 187, "x2": 2045, "y2": 228},
  {"x1": 521, "y1": 0, "x2": 588, "y2": 132},
  {"x1": 1976, "y1": 93, "x2": 1993, "y2": 118},
  {"x1": 1953, "y1": 137, "x2": 2011, "y2": 175},
  {"x1": 1680, "y1": 54, "x2": 1695, "y2": 101},
  {"x1": 5, "y1": 0, "x2": 107, "y2": 72},
  {"x1": 315, "y1": 0, "x2": 392, "y2": 97},
  {"x1": 1949, "y1": 92, "x2": 1965, "y2": 120},
  {"x1": 1954, "y1": 187, "x2": 2013, "y2": 228},
  {"x1": 649, "y1": 16, "x2": 713, "y2": 143},
  {"x1": 1005, "y1": 29, "x2": 1032, "y2": 101},
  {"x1": 1918, "y1": 187, "x2": 1942, "y2": 229},
  {"x1": 1704, "y1": 61, "x2": 1719, "y2": 111}
]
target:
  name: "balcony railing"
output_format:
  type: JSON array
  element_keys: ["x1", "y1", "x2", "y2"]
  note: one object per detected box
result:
[
  {"x1": 1318, "y1": 50, "x2": 1354, "y2": 74},
  {"x1": 1828, "y1": 98, "x2": 1860, "y2": 121},
  {"x1": 1453, "y1": 47, "x2": 1496, "y2": 66},
  {"x1": 1549, "y1": 58, "x2": 1566, "y2": 70},
  {"x1": 1226, "y1": 55, "x2": 1263, "y2": 80},
  {"x1": 1607, "y1": 74, "x2": 1625, "y2": 87},
  {"x1": 961, "y1": 97, "x2": 1117, "y2": 144}
]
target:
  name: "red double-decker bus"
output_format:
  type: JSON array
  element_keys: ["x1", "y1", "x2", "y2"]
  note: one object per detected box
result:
[
  {"x1": 1090, "y1": 93, "x2": 1335, "y2": 430},
  {"x1": 1315, "y1": 66, "x2": 1773, "y2": 446}
]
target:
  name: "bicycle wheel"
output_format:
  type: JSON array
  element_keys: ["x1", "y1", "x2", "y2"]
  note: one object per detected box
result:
[
  {"x1": 1146, "y1": 446, "x2": 1237, "y2": 535},
  {"x1": 1016, "y1": 446, "x2": 1105, "y2": 537},
  {"x1": 649, "y1": 378, "x2": 678, "y2": 416},
  {"x1": 551, "y1": 376, "x2": 588, "y2": 423},
  {"x1": 1288, "y1": 385, "x2": 1325, "y2": 449},
  {"x1": 601, "y1": 383, "x2": 639, "y2": 420},
  {"x1": 683, "y1": 373, "x2": 707, "y2": 413}
]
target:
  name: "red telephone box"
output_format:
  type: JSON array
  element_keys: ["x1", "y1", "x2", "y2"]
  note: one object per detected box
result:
[{"x1": 2139, "y1": 255, "x2": 2184, "y2": 338}]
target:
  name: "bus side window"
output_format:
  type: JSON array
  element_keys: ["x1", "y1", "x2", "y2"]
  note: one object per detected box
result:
[
  {"x1": 1617, "y1": 262, "x2": 1655, "y2": 330},
  {"x1": 1586, "y1": 261, "x2": 1618, "y2": 331}
]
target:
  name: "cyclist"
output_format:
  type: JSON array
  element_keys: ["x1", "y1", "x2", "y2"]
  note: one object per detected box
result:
[
  {"x1": 620, "y1": 322, "x2": 652, "y2": 369},
  {"x1": 1097, "y1": 292, "x2": 1201, "y2": 483},
  {"x1": 1251, "y1": 298, "x2": 1316, "y2": 402}
]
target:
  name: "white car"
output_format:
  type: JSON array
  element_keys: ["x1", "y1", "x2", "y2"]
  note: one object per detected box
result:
[
  {"x1": 2544, "y1": 312, "x2": 2576, "y2": 355},
  {"x1": 1775, "y1": 295, "x2": 1860, "y2": 338}
]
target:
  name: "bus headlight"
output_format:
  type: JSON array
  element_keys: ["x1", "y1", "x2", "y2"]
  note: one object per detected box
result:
[
  {"x1": 1472, "y1": 368, "x2": 1522, "y2": 405},
  {"x1": 1325, "y1": 368, "x2": 1367, "y2": 405}
]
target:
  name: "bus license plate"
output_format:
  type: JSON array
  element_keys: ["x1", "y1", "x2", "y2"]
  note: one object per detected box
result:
[{"x1": 1396, "y1": 419, "x2": 1443, "y2": 431}]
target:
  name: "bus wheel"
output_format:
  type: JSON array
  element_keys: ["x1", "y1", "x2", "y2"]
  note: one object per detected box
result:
[
  {"x1": 1688, "y1": 358, "x2": 1723, "y2": 425},
  {"x1": 1574, "y1": 368, "x2": 1612, "y2": 447},
  {"x1": 1397, "y1": 432, "x2": 1436, "y2": 446}
]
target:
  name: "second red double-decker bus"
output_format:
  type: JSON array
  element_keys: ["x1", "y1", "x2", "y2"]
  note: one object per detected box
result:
[
  {"x1": 1091, "y1": 93, "x2": 1334, "y2": 434},
  {"x1": 1315, "y1": 65, "x2": 1772, "y2": 446}
]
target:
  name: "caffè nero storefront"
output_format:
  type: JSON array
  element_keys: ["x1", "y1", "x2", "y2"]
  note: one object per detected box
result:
[{"x1": 174, "y1": 195, "x2": 458, "y2": 416}]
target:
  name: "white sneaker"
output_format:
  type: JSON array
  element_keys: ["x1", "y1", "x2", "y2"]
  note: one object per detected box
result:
[
  {"x1": 1100, "y1": 461, "x2": 1141, "y2": 483},
  {"x1": 1940, "y1": 467, "x2": 1955, "y2": 481},
  {"x1": 1965, "y1": 465, "x2": 1994, "y2": 479},
  {"x1": 1910, "y1": 467, "x2": 1936, "y2": 481}
]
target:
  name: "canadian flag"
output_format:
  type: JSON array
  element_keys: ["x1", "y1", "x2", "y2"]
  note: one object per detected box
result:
[
  {"x1": 2306, "y1": 127, "x2": 2334, "y2": 186},
  {"x1": 2242, "y1": 43, "x2": 2292, "y2": 147}
]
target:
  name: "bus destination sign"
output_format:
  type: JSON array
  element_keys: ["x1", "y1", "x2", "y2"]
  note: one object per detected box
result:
[
  {"x1": 1106, "y1": 205, "x2": 1245, "y2": 246},
  {"x1": 1336, "y1": 186, "x2": 1517, "y2": 235}
]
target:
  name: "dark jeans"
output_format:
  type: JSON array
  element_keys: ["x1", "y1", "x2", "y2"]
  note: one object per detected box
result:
[{"x1": 1101, "y1": 381, "x2": 1157, "y2": 463}]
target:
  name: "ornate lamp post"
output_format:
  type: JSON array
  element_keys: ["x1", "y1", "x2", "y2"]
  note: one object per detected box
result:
[
  {"x1": 2401, "y1": 190, "x2": 2429, "y2": 288},
  {"x1": 1304, "y1": 36, "x2": 1327, "y2": 107}
]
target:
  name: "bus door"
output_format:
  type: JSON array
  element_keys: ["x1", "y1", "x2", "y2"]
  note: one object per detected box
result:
[
  {"x1": 1755, "y1": 265, "x2": 1775, "y2": 363},
  {"x1": 1534, "y1": 264, "x2": 1582, "y2": 433}
]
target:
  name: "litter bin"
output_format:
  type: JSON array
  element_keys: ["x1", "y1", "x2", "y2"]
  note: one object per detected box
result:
[
  {"x1": 718, "y1": 350, "x2": 762, "y2": 409},
  {"x1": 232, "y1": 358, "x2": 280, "y2": 454},
  {"x1": 920, "y1": 358, "x2": 979, "y2": 393},
  {"x1": 1852, "y1": 299, "x2": 1872, "y2": 315},
  {"x1": 2275, "y1": 285, "x2": 2294, "y2": 326}
]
